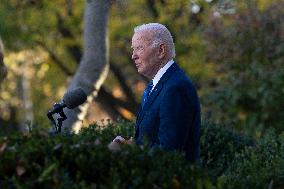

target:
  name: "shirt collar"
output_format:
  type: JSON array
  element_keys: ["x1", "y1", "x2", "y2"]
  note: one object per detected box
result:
[{"x1": 152, "y1": 59, "x2": 174, "y2": 89}]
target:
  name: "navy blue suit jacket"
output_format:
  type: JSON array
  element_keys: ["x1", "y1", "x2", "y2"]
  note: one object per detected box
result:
[{"x1": 135, "y1": 63, "x2": 201, "y2": 161}]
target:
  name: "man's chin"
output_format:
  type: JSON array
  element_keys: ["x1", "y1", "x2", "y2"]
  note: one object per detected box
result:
[
  {"x1": 137, "y1": 69, "x2": 150, "y2": 78},
  {"x1": 137, "y1": 69, "x2": 143, "y2": 75}
]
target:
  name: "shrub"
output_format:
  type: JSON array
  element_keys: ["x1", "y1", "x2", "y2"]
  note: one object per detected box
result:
[
  {"x1": 0, "y1": 121, "x2": 213, "y2": 189},
  {"x1": 204, "y1": 0, "x2": 284, "y2": 133},
  {"x1": 200, "y1": 121, "x2": 254, "y2": 178},
  {"x1": 0, "y1": 121, "x2": 283, "y2": 188},
  {"x1": 219, "y1": 130, "x2": 284, "y2": 188}
]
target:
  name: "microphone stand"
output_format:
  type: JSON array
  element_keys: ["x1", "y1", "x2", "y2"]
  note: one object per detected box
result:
[{"x1": 47, "y1": 103, "x2": 67, "y2": 133}]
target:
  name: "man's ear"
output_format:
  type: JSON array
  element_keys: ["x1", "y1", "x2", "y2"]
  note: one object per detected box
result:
[{"x1": 157, "y1": 44, "x2": 166, "y2": 59}]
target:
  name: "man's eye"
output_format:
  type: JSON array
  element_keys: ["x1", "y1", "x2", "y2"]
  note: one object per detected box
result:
[
  {"x1": 136, "y1": 46, "x2": 143, "y2": 51},
  {"x1": 132, "y1": 46, "x2": 144, "y2": 52}
]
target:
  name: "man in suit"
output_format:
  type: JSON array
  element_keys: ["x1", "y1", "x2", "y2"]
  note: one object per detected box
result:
[{"x1": 111, "y1": 23, "x2": 200, "y2": 162}]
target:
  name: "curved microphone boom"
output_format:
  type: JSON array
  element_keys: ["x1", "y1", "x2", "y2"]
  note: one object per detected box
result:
[{"x1": 47, "y1": 88, "x2": 87, "y2": 133}]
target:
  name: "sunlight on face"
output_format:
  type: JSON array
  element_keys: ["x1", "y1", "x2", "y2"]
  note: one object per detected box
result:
[{"x1": 131, "y1": 31, "x2": 160, "y2": 79}]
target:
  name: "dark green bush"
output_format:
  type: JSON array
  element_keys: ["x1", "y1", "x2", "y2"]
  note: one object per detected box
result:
[
  {"x1": 0, "y1": 121, "x2": 213, "y2": 189},
  {"x1": 200, "y1": 121, "x2": 254, "y2": 178},
  {"x1": 0, "y1": 121, "x2": 283, "y2": 188},
  {"x1": 219, "y1": 130, "x2": 284, "y2": 188}
]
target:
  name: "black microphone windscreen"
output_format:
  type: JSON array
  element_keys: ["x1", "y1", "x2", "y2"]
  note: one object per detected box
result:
[{"x1": 63, "y1": 88, "x2": 87, "y2": 109}]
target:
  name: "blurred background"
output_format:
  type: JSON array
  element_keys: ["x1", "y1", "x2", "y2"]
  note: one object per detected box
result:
[{"x1": 0, "y1": 0, "x2": 283, "y2": 137}]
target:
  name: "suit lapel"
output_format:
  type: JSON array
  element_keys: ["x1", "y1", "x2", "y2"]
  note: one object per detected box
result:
[
  {"x1": 135, "y1": 62, "x2": 180, "y2": 129},
  {"x1": 135, "y1": 83, "x2": 163, "y2": 127}
]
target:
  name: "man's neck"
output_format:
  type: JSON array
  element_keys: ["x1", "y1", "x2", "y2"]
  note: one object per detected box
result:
[
  {"x1": 149, "y1": 58, "x2": 171, "y2": 79},
  {"x1": 152, "y1": 59, "x2": 174, "y2": 87}
]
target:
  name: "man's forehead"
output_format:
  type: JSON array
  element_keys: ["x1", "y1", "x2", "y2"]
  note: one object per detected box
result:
[{"x1": 132, "y1": 32, "x2": 152, "y2": 44}]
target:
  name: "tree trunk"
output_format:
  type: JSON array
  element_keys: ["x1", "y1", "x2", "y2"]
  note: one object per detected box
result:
[
  {"x1": 62, "y1": 0, "x2": 112, "y2": 133},
  {"x1": 0, "y1": 37, "x2": 7, "y2": 85},
  {"x1": 19, "y1": 61, "x2": 34, "y2": 132}
]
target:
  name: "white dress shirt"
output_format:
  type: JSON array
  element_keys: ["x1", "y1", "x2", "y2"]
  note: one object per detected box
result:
[{"x1": 151, "y1": 59, "x2": 174, "y2": 92}]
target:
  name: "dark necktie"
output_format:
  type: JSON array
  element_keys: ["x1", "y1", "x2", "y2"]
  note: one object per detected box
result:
[{"x1": 141, "y1": 80, "x2": 153, "y2": 108}]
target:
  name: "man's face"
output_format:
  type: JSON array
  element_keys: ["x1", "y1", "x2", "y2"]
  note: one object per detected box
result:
[{"x1": 131, "y1": 31, "x2": 160, "y2": 79}]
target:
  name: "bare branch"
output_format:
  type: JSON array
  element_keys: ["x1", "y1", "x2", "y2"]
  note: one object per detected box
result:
[{"x1": 36, "y1": 41, "x2": 74, "y2": 76}]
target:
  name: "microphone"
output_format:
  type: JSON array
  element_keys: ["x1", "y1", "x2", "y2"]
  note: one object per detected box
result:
[
  {"x1": 63, "y1": 88, "x2": 87, "y2": 109},
  {"x1": 48, "y1": 88, "x2": 87, "y2": 114},
  {"x1": 47, "y1": 88, "x2": 87, "y2": 132}
]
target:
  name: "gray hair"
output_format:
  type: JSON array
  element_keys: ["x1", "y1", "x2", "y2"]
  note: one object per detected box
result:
[{"x1": 134, "y1": 23, "x2": 176, "y2": 59}]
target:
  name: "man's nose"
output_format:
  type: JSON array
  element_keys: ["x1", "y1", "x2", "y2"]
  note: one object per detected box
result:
[{"x1": 132, "y1": 52, "x2": 138, "y2": 61}]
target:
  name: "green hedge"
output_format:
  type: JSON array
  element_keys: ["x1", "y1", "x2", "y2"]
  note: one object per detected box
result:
[
  {"x1": 200, "y1": 121, "x2": 254, "y2": 177},
  {"x1": 0, "y1": 121, "x2": 283, "y2": 188},
  {"x1": 219, "y1": 130, "x2": 284, "y2": 188}
]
